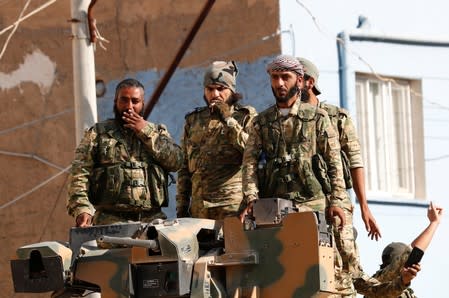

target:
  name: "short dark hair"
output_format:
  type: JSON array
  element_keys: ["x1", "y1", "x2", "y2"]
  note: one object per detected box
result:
[{"x1": 114, "y1": 78, "x2": 144, "y2": 100}]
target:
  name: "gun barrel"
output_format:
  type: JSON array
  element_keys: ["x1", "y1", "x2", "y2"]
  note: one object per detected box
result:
[{"x1": 97, "y1": 235, "x2": 159, "y2": 251}]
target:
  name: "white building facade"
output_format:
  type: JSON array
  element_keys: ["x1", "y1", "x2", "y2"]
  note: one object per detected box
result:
[{"x1": 279, "y1": 0, "x2": 449, "y2": 296}]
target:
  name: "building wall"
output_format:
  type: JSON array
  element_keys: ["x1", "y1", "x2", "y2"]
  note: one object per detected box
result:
[
  {"x1": 4, "y1": 1, "x2": 446, "y2": 297},
  {"x1": 280, "y1": 0, "x2": 449, "y2": 297},
  {"x1": 0, "y1": 1, "x2": 280, "y2": 296}
]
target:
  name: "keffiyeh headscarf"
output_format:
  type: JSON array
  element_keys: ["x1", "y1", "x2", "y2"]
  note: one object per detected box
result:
[{"x1": 266, "y1": 54, "x2": 304, "y2": 76}]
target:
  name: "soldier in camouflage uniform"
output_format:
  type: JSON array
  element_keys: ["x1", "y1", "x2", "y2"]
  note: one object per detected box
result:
[
  {"x1": 240, "y1": 54, "x2": 346, "y2": 227},
  {"x1": 368, "y1": 243, "x2": 416, "y2": 298},
  {"x1": 366, "y1": 202, "x2": 443, "y2": 298},
  {"x1": 297, "y1": 57, "x2": 418, "y2": 297},
  {"x1": 176, "y1": 61, "x2": 257, "y2": 220},
  {"x1": 298, "y1": 57, "x2": 378, "y2": 296},
  {"x1": 67, "y1": 78, "x2": 183, "y2": 227},
  {"x1": 298, "y1": 57, "x2": 381, "y2": 239}
]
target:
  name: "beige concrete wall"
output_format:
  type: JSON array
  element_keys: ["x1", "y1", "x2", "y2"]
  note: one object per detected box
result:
[{"x1": 0, "y1": 0, "x2": 280, "y2": 296}]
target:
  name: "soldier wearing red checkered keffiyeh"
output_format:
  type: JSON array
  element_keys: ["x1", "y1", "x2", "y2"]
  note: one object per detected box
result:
[
  {"x1": 266, "y1": 54, "x2": 304, "y2": 76},
  {"x1": 265, "y1": 54, "x2": 305, "y2": 105}
]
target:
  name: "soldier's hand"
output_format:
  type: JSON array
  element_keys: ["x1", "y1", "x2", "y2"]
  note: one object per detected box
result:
[
  {"x1": 427, "y1": 201, "x2": 443, "y2": 224},
  {"x1": 76, "y1": 212, "x2": 93, "y2": 228},
  {"x1": 210, "y1": 102, "x2": 231, "y2": 122},
  {"x1": 361, "y1": 207, "x2": 382, "y2": 241},
  {"x1": 123, "y1": 109, "x2": 148, "y2": 132},
  {"x1": 239, "y1": 201, "x2": 254, "y2": 223},
  {"x1": 327, "y1": 206, "x2": 345, "y2": 230},
  {"x1": 400, "y1": 263, "x2": 421, "y2": 285}
]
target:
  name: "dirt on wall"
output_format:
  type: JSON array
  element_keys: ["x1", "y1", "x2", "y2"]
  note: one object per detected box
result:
[{"x1": 0, "y1": 0, "x2": 280, "y2": 296}]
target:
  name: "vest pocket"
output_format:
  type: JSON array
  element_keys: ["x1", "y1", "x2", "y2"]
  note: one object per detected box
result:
[
  {"x1": 90, "y1": 165, "x2": 124, "y2": 204},
  {"x1": 147, "y1": 163, "x2": 169, "y2": 207},
  {"x1": 311, "y1": 154, "x2": 332, "y2": 194},
  {"x1": 302, "y1": 160, "x2": 323, "y2": 197}
]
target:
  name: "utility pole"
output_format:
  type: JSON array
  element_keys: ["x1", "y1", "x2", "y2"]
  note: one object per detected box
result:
[{"x1": 71, "y1": 0, "x2": 97, "y2": 145}]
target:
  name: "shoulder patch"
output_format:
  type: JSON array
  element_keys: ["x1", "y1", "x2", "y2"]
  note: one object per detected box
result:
[
  {"x1": 94, "y1": 119, "x2": 116, "y2": 134},
  {"x1": 235, "y1": 104, "x2": 257, "y2": 116},
  {"x1": 320, "y1": 102, "x2": 349, "y2": 118},
  {"x1": 185, "y1": 106, "x2": 208, "y2": 119}
]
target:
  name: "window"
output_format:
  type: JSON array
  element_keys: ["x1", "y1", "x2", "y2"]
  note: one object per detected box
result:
[{"x1": 355, "y1": 74, "x2": 425, "y2": 199}]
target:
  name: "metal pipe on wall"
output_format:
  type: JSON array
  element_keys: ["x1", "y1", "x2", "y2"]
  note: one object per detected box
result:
[
  {"x1": 336, "y1": 31, "x2": 349, "y2": 110},
  {"x1": 71, "y1": 0, "x2": 97, "y2": 145},
  {"x1": 337, "y1": 29, "x2": 449, "y2": 111}
]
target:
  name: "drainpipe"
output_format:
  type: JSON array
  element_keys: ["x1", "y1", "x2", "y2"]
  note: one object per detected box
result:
[
  {"x1": 70, "y1": 0, "x2": 97, "y2": 145},
  {"x1": 337, "y1": 29, "x2": 449, "y2": 111},
  {"x1": 348, "y1": 30, "x2": 449, "y2": 47},
  {"x1": 336, "y1": 31, "x2": 349, "y2": 109}
]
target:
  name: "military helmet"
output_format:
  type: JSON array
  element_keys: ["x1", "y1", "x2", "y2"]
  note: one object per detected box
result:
[
  {"x1": 297, "y1": 57, "x2": 321, "y2": 96},
  {"x1": 381, "y1": 242, "x2": 409, "y2": 268}
]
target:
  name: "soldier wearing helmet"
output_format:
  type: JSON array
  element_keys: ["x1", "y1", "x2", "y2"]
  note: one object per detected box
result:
[
  {"x1": 297, "y1": 56, "x2": 380, "y2": 296},
  {"x1": 365, "y1": 202, "x2": 443, "y2": 298},
  {"x1": 176, "y1": 61, "x2": 257, "y2": 220}
]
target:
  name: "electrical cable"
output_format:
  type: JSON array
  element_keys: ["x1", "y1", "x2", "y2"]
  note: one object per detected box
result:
[
  {"x1": 295, "y1": 0, "x2": 449, "y2": 111},
  {"x1": 0, "y1": 0, "x2": 59, "y2": 36},
  {"x1": 0, "y1": 108, "x2": 73, "y2": 136},
  {"x1": 0, "y1": 0, "x2": 30, "y2": 61},
  {"x1": 0, "y1": 150, "x2": 67, "y2": 171},
  {"x1": 38, "y1": 172, "x2": 69, "y2": 242},
  {"x1": 0, "y1": 165, "x2": 70, "y2": 210}
]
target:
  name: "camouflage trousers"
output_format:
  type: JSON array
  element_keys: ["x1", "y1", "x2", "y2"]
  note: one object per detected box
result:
[
  {"x1": 331, "y1": 202, "x2": 360, "y2": 297},
  {"x1": 190, "y1": 200, "x2": 240, "y2": 220}
]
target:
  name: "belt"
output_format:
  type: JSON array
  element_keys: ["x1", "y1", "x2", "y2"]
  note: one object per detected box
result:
[{"x1": 99, "y1": 209, "x2": 161, "y2": 221}]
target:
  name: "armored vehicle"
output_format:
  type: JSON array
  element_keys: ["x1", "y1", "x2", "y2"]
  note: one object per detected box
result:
[{"x1": 10, "y1": 198, "x2": 337, "y2": 297}]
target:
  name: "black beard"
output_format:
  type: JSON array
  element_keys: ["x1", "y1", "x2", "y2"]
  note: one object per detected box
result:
[
  {"x1": 300, "y1": 87, "x2": 310, "y2": 102},
  {"x1": 114, "y1": 106, "x2": 126, "y2": 126},
  {"x1": 272, "y1": 85, "x2": 299, "y2": 104},
  {"x1": 113, "y1": 105, "x2": 144, "y2": 127}
]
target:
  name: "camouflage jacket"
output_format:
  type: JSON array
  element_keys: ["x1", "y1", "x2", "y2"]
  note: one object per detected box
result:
[
  {"x1": 67, "y1": 119, "x2": 183, "y2": 219},
  {"x1": 176, "y1": 104, "x2": 257, "y2": 210},
  {"x1": 364, "y1": 245, "x2": 416, "y2": 298},
  {"x1": 353, "y1": 271, "x2": 412, "y2": 298},
  {"x1": 320, "y1": 102, "x2": 363, "y2": 170},
  {"x1": 319, "y1": 102, "x2": 363, "y2": 206},
  {"x1": 242, "y1": 99, "x2": 346, "y2": 207}
]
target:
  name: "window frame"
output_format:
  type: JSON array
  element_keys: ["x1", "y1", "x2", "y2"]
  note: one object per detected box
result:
[{"x1": 355, "y1": 73, "x2": 424, "y2": 200}]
